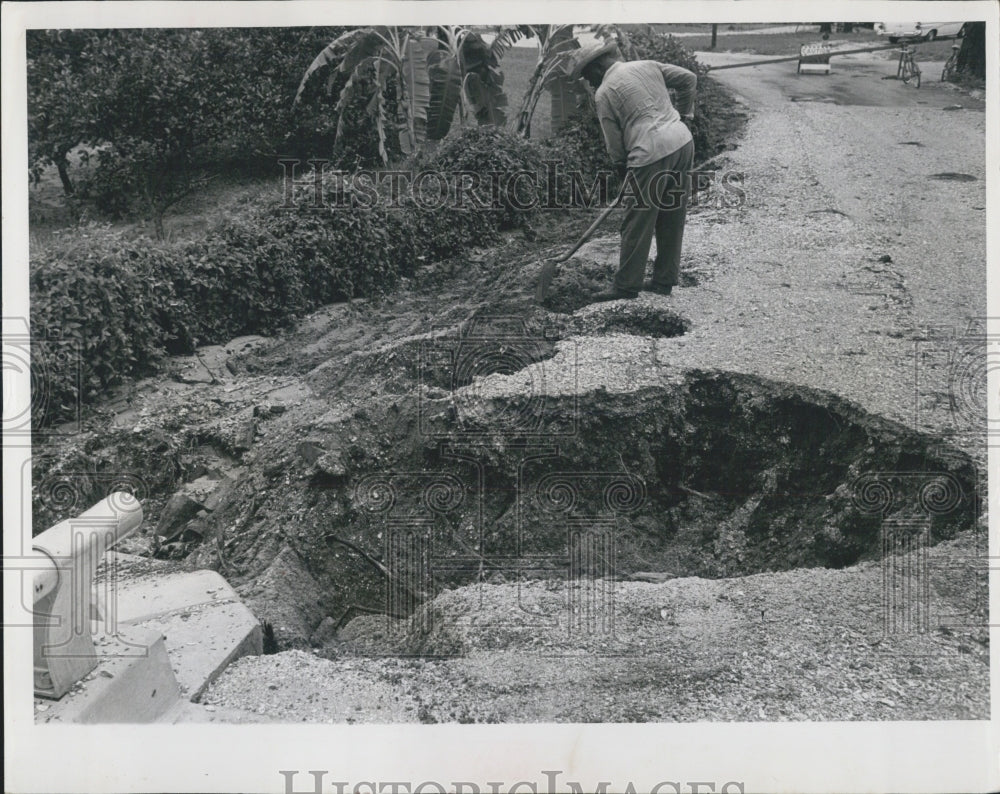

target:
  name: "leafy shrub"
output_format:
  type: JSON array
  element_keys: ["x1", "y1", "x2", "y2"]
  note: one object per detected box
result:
[
  {"x1": 29, "y1": 226, "x2": 179, "y2": 411},
  {"x1": 177, "y1": 195, "x2": 399, "y2": 340},
  {"x1": 30, "y1": 162, "x2": 513, "y2": 425},
  {"x1": 418, "y1": 126, "x2": 544, "y2": 230},
  {"x1": 540, "y1": 113, "x2": 621, "y2": 208},
  {"x1": 398, "y1": 200, "x2": 501, "y2": 268},
  {"x1": 29, "y1": 187, "x2": 406, "y2": 424},
  {"x1": 627, "y1": 28, "x2": 705, "y2": 76}
]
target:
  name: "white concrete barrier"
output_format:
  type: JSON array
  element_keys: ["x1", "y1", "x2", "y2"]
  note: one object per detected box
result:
[{"x1": 33, "y1": 492, "x2": 143, "y2": 698}]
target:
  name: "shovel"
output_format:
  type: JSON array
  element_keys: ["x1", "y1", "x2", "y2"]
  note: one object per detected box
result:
[{"x1": 534, "y1": 188, "x2": 625, "y2": 304}]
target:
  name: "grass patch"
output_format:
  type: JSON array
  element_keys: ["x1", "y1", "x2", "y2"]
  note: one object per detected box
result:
[{"x1": 654, "y1": 23, "x2": 814, "y2": 34}]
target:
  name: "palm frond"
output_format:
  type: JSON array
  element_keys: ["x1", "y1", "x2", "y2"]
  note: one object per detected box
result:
[
  {"x1": 333, "y1": 55, "x2": 376, "y2": 145},
  {"x1": 367, "y1": 57, "x2": 390, "y2": 164},
  {"x1": 340, "y1": 27, "x2": 392, "y2": 75},
  {"x1": 489, "y1": 26, "x2": 527, "y2": 62}
]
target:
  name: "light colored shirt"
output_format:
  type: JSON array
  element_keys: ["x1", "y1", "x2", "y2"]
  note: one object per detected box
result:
[{"x1": 594, "y1": 60, "x2": 697, "y2": 168}]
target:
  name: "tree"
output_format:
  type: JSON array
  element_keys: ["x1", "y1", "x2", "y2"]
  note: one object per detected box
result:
[
  {"x1": 956, "y1": 22, "x2": 985, "y2": 80},
  {"x1": 26, "y1": 30, "x2": 105, "y2": 196},
  {"x1": 27, "y1": 27, "x2": 348, "y2": 232},
  {"x1": 82, "y1": 30, "x2": 226, "y2": 236}
]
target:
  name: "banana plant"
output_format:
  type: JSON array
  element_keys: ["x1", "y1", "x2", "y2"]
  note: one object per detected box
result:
[
  {"x1": 296, "y1": 26, "x2": 439, "y2": 163},
  {"x1": 459, "y1": 29, "x2": 511, "y2": 126},
  {"x1": 419, "y1": 25, "x2": 513, "y2": 140},
  {"x1": 425, "y1": 26, "x2": 468, "y2": 141},
  {"x1": 496, "y1": 24, "x2": 588, "y2": 137}
]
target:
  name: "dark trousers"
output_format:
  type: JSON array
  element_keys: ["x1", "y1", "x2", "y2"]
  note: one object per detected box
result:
[{"x1": 614, "y1": 140, "x2": 695, "y2": 294}]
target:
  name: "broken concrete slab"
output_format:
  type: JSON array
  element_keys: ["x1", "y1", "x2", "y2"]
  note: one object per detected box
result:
[
  {"x1": 156, "y1": 473, "x2": 240, "y2": 541},
  {"x1": 254, "y1": 401, "x2": 287, "y2": 419},
  {"x1": 37, "y1": 554, "x2": 262, "y2": 722},
  {"x1": 173, "y1": 345, "x2": 231, "y2": 384},
  {"x1": 201, "y1": 408, "x2": 257, "y2": 457},
  {"x1": 35, "y1": 626, "x2": 181, "y2": 724},
  {"x1": 296, "y1": 440, "x2": 325, "y2": 465},
  {"x1": 202, "y1": 475, "x2": 239, "y2": 512},
  {"x1": 105, "y1": 565, "x2": 262, "y2": 700},
  {"x1": 225, "y1": 335, "x2": 271, "y2": 357},
  {"x1": 133, "y1": 596, "x2": 262, "y2": 701}
]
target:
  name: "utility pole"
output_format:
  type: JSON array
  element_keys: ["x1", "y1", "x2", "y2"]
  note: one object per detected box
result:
[{"x1": 711, "y1": 23, "x2": 718, "y2": 49}]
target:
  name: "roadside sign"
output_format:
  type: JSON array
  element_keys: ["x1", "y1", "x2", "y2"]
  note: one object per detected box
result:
[{"x1": 798, "y1": 41, "x2": 832, "y2": 74}]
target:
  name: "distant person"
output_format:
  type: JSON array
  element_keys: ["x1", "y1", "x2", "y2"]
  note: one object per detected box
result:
[{"x1": 570, "y1": 41, "x2": 697, "y2": 301}]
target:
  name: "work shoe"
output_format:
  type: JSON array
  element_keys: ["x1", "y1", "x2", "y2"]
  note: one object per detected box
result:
[
  {"x1": 643, "y1": 280, "x2": 673, "y2": 296},
  {"x1": 591, "y1": 289, "x2": 639, "y2": 303}
]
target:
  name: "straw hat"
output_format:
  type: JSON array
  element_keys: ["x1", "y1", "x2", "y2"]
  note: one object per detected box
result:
[{"x1": 568, "y1": 40, "x2": 620, "y2": 81}]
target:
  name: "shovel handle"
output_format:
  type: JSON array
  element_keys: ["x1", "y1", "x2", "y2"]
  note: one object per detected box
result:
[{"x1": 558, "y1": 200, "x2": 621, "y2": 262}]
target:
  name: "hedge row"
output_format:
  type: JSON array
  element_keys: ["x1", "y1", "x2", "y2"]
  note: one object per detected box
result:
[{"x1": 29, "y1": 127, "x2": 541, "y2": 427}]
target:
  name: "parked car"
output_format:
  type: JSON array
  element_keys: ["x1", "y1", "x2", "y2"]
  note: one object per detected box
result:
[{"x1": 874, "y1": 21, "x2": 966, "y2": 42}]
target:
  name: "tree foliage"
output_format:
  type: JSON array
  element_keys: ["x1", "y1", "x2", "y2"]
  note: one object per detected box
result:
[
  {"x1": 27, "y1": 27, "x2": 347, "y2": 234},
  {"x1": 26, "y1": 29, "x2": 96, "y2": 196}
]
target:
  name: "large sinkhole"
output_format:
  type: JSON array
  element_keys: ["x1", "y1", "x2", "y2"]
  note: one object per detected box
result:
[{"x1": 299, "y1": 370, "x2": 980, "y2": 628}]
